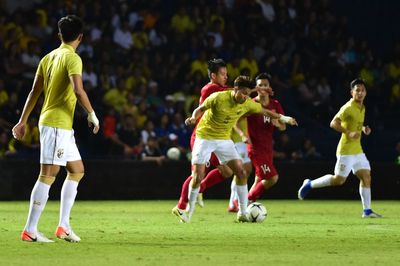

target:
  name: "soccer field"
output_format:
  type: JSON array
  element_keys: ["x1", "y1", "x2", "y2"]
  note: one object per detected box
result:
[{"x1": 1, "y1": 200, "x2": 399, "y2": 266}]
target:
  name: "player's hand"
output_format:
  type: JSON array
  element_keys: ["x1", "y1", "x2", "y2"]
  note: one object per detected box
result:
[
  {"x1": 279, "y1": 115, "x2": 298, "y2": 126},
  {"x1": 241, "y1": 134, "x2": 251, "y2": 144},
  {"x1": 185, "y1": 117, "x2": 196, "y2": 126},
  {"x1": 363, "y1": 126, "x2": 371, "y2": 136},
  {"x1": 87, "y1": 111, "x2": 100, "y2": 134},
  {"x1": 347, "y1": 131, "x2": 360, "y2": 139},
  {"x1": 287, "y1": 117, "x2": 298, "y2": 126},
  {"x1": 12, "y1": 122, "x2": 26, "y2": 140}
]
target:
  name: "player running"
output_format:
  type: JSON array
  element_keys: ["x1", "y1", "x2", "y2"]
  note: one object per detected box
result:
[{"x1": 297, "y1": 78, "x2": 382, "y2": 218}]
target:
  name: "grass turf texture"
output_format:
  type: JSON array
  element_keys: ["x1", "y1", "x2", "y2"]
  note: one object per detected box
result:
[{"x1": 1, "y1": 200, "x2": 399, "y2": 266}]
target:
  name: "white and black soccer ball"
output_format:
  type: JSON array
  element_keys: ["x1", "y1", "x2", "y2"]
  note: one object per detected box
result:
[
  {"x1": 246, "y1": 202, "x2": 267, "y2": 223},
  {"x1": 167, "y1": 147, "x2": 181, "y2": 160}
]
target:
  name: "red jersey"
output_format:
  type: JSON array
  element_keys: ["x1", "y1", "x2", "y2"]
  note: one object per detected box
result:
[
  {"x1": 247, "y1": 98, "x2": 284, "y2": 156},
  {"x1": 199, "y1": 82, "x2": 227, "y2": 104}
]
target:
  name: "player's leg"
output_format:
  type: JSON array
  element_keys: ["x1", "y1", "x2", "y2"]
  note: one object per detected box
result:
[
  {"x1": 228, "y1": 143, "x2": 251, "y2": 212},
  {"x1": 215, "y1": 140, "x2": 248, "y2": 221},
  {"x1": 22, "y1": 125, "x2": 63, "y2": 242},
  {"x1": 55, "y1": 159, "x2": 84, "y2": 242},
  {"x1": 54, "y1": 129, "x2": 84, "y2": 242},
  {"x1": 353, "y1": 154, "x2": 382, "y2": 218},
  {"x1": 248, "y1": 175, "x2": 278, "y2": 202},
  {"x1": 248, "y1": 157, "x2": 277, "y2": 202},
  {"x1": 228, "y1": 161, "x2": 251, "y2": 212},
  {"x1": 22, "y1": 163, "x2": 59, "y2": 242},
  {"x1": 182, "y1": 138, "x2": 212, "y2": 221},
  {"x1": 228, "y1": 178, "x2": 239, "y2": 212},
  {"x1": 298, "y1": 155, "x2": 350, "y2": 200},
  {"x1": 186, "y1": 163, "x2": 206, "y2": 220},
  {"x1": 200, "y1": 154, "x2": 232, "y2": 192},
  {"x1": 229, "y1": 160, "x2": 249, "y2": 222},
  {"x1": 196, "y1": 159, "x2": 233, "y2": 208},
  {"x1": 176, "y1": 175, "x2": 192, "y2": 210}
]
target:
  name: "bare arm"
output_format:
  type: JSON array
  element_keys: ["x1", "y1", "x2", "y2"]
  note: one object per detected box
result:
[
  {"x1": 185, "y1": 104, "x2": 207, "y2": 126},
  {"x1": 12, "y1": 75, "x2": 44, "y2": 140},
  {"x1": 330, "y1": 117, "x2": 360, "y2": 139},
  {"x1": 261, "y1": 107, "x2": 298, "y2": 126},
  {"x1": 70, "y1": 74, "x2": 99, "y2": 134},
  {"x1": 233, "y1": 117, "x2": 250, "y2": 143},
  {"x1": 70, "y1": 74, "x2": 94, "y2": 113}
]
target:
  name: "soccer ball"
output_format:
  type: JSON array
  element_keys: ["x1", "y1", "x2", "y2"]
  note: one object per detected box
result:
[
  {"x1": 167, "y1": 147, "x2": 181, "y2": 160},
  {"x1": 246, "y1": 202, "x2": 267, "y2": 223}
]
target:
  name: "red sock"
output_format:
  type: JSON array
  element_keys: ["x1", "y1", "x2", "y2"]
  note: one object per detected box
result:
[
  {"x1": 177, "y1": 175, "x2": 192, "y2": 209},
  {"x1": 200, "y1": 168, "x2": 225, "y2": 193},
  {"x1": 248, "y1": 181, "x2": 265, "y2": 201}
]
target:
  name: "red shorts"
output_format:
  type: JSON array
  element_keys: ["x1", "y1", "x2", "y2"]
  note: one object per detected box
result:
[
  {"x1": 190, "y1": 131, "x2": 220, "y2": 168},
  {"x1": 249, "y1": 152, "x2": 277, "y2": 180}
]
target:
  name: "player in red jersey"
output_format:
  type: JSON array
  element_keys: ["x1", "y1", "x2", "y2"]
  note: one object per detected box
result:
[
  {"x1": 172, "y1": 59, "x2": 233, "y2": 216},
  {"x1": 246, "y1": 73, "x2": 287, "y2": 202}
]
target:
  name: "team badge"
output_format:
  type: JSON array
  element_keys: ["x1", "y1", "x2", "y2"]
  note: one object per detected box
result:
[{"x1": 57, "y1": 148, "x2": 64, "y2": 158}]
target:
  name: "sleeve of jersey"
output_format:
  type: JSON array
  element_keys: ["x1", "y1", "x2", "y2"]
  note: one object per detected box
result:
[
  {"x1": 335, "y1": 105, "x2": 348, "y2": 120},
  {"x1": 66, "y1": 54, "x2": 83, "y2": 76},
  {"x1": 246, "y1": 100, "x2": 262, "y2": 114},
  {"x1": 35, "y1": 59, "x2": 44, "y2": 77}
]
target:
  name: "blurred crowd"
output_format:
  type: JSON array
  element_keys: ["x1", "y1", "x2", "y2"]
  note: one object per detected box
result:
[{"x1": 1, "y1": 0, "x2": 400, "y2": 162}]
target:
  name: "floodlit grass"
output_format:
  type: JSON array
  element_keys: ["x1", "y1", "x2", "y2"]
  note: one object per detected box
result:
[{"x1": 0, "y1": 200, "x2": 399, "y2": 266}]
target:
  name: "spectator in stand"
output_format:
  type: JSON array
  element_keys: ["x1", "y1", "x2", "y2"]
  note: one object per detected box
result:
[
  {"x1": 141, "y1": 136, "x2": 166, "y2": 166},
  {"x1": 113, "y1": 19, "x2": 133, "y2": 50},
  {"x1": 103, "y1": 78, "x2": 128, "y2": 114},
  {"x1": 0, "y1": 129, "x2": 16, "y2": 159},
  {"x1": 9, "y1": 116, "x2": 40, "y2": 158},
  {"x1": 168, "y1": 113, "x2": 190, "y2": 149},
  {"x1": 21, "y1": 41, "x2": 41, "y2": 79},
  {"x1": 170, "y1": 6, "x2": 194, "y2": 34},
  {"x1": 395, "y1": 142, "x2": 400, "y2": 165},
  {"x1": 110, "y1": 114, "x2": 143, "y2": 159},
  {"x1": 274, "y1": 132, "x2": 298, "y2": 161},
  {"x1": 141, "y1": 120, "x2": 156, "y2": 145},
  {"x1": 82, "y1": 61, "x2": 98, "y2": 88}
]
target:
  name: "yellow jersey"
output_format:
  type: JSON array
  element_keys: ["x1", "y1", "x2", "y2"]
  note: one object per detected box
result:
[
  {"x1": 196, "y1": 90, "x2": 262, "y2": 140},
  {"x1": 335, "y1": 98, "x2": 365, "y2": 155},
  {"x1": 36, "y1": 43, "x2": 82, "y2": 129}
]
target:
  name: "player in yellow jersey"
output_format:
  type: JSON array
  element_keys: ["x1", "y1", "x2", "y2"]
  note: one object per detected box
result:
[
  {"x1": 12, "y1": 15, "x2": 100, "y2": 242},
  {"x1": 298, "y1": 79, "x2": 382, "y2": 218},
  {"x1": 184, "y1": 76, "x2": 297, "y2": 222}
]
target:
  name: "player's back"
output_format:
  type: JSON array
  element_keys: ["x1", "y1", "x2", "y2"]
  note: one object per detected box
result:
[{"x1": 38, "y1": 43, "x2": 83, "y2": 130}]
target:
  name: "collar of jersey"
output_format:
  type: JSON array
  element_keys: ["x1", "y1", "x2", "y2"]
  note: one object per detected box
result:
[
  {"x1": 350, "y1": 98, "x2": 364, "y2": 110},
  {"x1": 60, "y1": 43, "x2": 75, "y2": 52}
]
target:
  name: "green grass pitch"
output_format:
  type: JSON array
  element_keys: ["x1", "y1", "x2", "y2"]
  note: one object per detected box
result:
[{"x1": 1, "y1": 200, "x2": 399, "y2": 266}]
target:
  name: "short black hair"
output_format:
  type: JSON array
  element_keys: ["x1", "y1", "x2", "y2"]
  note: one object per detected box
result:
[
  {"x1": 58, "y1": 15, "x2": 83, "y2": 43},
  {"x1": 234, "y1": 75, "x2": 254, "y2": 89},
  {"x1": 255, "y1": 72, "x2": 272, "y2": 84},
  {"x1": 207, "y1": 58, "x2": 226, "y2": 78},
  {"x1": 350, "y1": 78, "x2": 366, "y2": 90}
]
